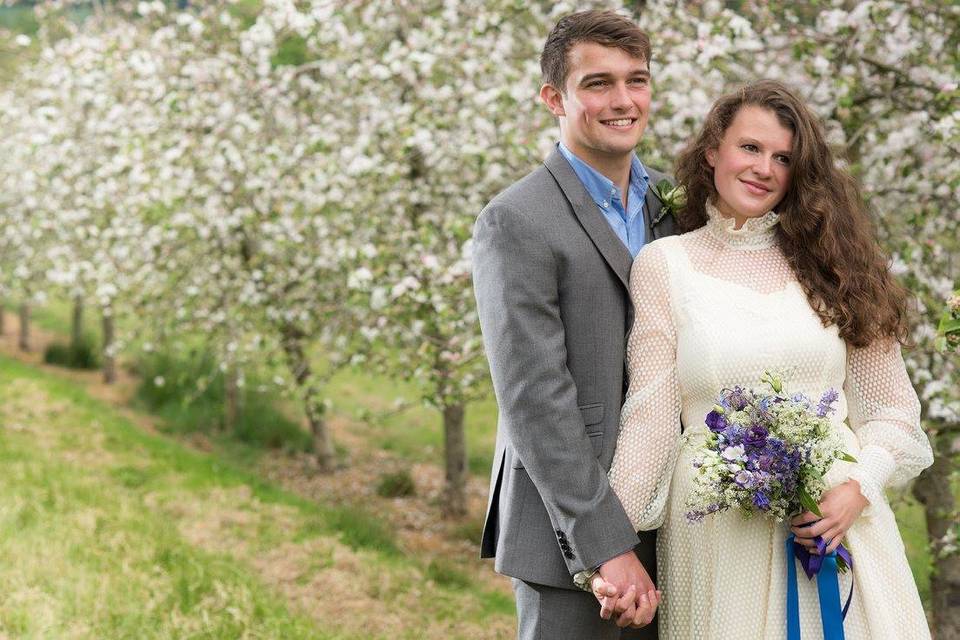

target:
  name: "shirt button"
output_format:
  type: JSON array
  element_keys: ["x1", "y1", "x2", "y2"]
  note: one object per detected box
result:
[{"x1": 602, "y1": 201, "x2": 608, "y2": 208}]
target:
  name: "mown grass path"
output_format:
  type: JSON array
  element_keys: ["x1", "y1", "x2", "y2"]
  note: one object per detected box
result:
[{"x1": 0, "y1": 356, "x2": 513, "y2": 639}]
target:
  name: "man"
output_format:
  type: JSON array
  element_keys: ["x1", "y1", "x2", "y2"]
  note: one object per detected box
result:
[{"x1": 473, "y1": 9, "x2": 678, "y2": 640}]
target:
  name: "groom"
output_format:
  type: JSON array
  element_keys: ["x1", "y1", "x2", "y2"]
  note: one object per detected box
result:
[{"x1": 473, "y1": 9, "x2": 678, "y2": 640}]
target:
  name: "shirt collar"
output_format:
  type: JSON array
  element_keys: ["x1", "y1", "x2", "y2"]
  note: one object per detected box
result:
[{"x1": 558, "y1": 142, "x2": 650, "y2": 209}]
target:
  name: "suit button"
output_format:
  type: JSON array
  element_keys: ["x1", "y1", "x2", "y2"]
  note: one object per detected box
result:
[
  {"x1": 560, "y1": 543, "x2": 570, "y2": 551},
  {"x1": 565, "y1": 551, "x2": 576, "y2": 560}
]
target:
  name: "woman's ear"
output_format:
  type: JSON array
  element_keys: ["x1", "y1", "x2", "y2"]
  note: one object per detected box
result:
[{"x1": 705, "y1": 148, "x2": 717, "y2": 168}]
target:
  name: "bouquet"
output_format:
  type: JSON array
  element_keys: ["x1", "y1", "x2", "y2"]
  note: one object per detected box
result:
[
  {"x1": 685, "y1": 371, "x2": 855, "y2": 534},
  {"x1": 685, "y1": 371, "x2": 858, "y2": 637}
]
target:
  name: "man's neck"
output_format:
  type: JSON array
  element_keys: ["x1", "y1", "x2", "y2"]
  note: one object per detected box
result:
[{"x1": 561, "y1": 141, "x2": 633, "y2": 206}]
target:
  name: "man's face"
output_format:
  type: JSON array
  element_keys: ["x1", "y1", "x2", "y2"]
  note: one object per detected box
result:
[{"x1": 541, "y1": 42, "x2": 651, "y2": 165}]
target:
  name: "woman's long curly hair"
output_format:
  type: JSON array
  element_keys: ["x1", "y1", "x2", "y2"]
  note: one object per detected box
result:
[{"x1": 674, "y1": 80, "x2": 910, "y2": 348}]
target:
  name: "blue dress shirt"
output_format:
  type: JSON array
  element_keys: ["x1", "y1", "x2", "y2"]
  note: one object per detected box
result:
[{"x1": 558, "y1": 142, "x2": 650, "y2": 258}]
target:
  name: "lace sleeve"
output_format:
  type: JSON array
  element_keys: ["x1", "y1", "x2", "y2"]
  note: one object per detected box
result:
[
  {"x1": 609, "y1": 242, "x2": 683, "y2": 532},
  {"x1": 844, "y1": 339, "x2": 934, "y2": 512}
]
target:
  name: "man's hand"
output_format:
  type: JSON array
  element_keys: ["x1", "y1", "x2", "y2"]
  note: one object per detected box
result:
[
  {"x1": 791, "y1": 479, "x2": 869, "y2": 554},
  {"x1": 592, "y1": 549, "x2": 659, "y2": 628},
  {"x1": 591, "y1": 575, "x2": 661, "y2": 629}
]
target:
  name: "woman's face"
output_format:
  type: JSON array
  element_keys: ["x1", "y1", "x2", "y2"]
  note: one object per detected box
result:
[{"x1": 706, "y1": 105, "x2": 794, "y2": 227}]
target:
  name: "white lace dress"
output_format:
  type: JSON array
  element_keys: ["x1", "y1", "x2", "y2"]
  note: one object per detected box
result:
[{"x1": 609, "y1": 203, "x2": 933, "y2": 639}]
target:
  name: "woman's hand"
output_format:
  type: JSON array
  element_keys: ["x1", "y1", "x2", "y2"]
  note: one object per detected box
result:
[
  {"x1": 590, "y1": 574, "x2": 661, "y2": 628},
  {"x1": 791, "y1": 479, "x2": 869, "y2": 554}
]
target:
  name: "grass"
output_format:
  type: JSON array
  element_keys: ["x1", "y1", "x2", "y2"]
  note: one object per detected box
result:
[
  {"x1": 0, "y1": 353, "x2": 515, "y2": 639},
  {"x1": 0, "y1": 358, "x2": 329, "y2": 638},
  {"x1": 323, "y1": 360, "x2": 499, "y2": 476}
]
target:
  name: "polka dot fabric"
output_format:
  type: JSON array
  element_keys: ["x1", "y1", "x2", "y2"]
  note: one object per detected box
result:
[{"x1": 609, "y1": 203, "x2": 933, "y2": 639}]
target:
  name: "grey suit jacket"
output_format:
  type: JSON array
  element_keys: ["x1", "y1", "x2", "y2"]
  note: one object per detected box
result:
[{"x1": 473, "y1": 149, "x2": 678, "y2": 589}]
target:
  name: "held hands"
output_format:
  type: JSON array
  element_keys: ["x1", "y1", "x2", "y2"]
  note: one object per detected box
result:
[
  {"x1": 589, "y1": 550, "x2": 661, "y2": 628},
  {"x1": 791, "y1": 479, "x2": 869, "y2": 554}
]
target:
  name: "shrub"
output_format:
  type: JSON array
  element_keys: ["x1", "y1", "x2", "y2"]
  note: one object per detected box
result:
[
  {"x1": 43, "y1": 338, "x2": 99, "y2": 370},
  {"x1": 134, "y1": 348, "x2": 312, "y2": 452},
  {"x1": 376, "y1": 469, "x2": 416, "y2": 498}
]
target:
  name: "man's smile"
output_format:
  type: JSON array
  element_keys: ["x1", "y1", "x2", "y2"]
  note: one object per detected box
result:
[{"x1": 600, "y1": 117, "x2": 638, "y2": 129}]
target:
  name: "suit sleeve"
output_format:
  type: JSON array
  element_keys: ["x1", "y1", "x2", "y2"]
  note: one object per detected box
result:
[{"x1": 472, "y1": 202, "x2": 639, "y2": 575}]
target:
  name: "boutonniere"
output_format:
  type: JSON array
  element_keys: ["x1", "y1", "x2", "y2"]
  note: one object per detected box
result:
[{"x1": 651, "y1": 179, "x2": 686, "y2": 223}]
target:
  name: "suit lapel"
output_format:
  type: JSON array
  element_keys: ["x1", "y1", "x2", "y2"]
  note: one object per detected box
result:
[
  {"x1": 643, "y1": 167, "x2": 675, "y2": 242},
  {"x1": 544, "y1": 150, "x2": 631, "y2": 290}
]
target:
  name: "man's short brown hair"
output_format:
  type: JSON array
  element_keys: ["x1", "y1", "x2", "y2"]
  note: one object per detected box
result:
[{"x1": 540, "y1": 10, "x2": 651, "y2": 92}]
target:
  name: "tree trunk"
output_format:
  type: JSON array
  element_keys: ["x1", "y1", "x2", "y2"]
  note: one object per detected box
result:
[
  {"x1": 101, "y1": 311, "x2": 116, "y2": 384},
  {"x1": 0, "y1": 301, "x2": 5, "y2": 335},
  {"x1": 18, "y1": 302, "x2": 29, "y2": 352},
  {"x1": 912, "y1": 426, "x2": 960, "y2": 640},
  {"x1": 280, "y1": 323, "x2": 335, "y2": 472},
  {"x1": 441, "y1": 401, "x2": 468, "y2": 518},
  {"x1": 71, "y1": 294, "x2": 84, "y2": 349},
  {"x1": 224, "y1": 363, "x2": 241, "y2": 432}
]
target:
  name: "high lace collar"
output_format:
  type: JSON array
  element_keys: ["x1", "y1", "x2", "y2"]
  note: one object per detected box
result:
[{"x1": 704, "y1": 201, "x2": 780, "y2": 249}]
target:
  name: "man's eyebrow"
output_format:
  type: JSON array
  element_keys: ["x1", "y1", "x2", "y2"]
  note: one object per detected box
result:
[{"x1": 579, "y1": 69, "x2": 649, "y2": 84}]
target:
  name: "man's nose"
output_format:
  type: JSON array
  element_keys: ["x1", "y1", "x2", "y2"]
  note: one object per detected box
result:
[{"x1": 610, "y1": 82, "x2": 631, "y2": 109}]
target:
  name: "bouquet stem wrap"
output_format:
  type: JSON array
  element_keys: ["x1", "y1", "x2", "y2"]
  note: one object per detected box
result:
[{"x1": 785, "y1": 534, "x2": 854, "y2": 640}]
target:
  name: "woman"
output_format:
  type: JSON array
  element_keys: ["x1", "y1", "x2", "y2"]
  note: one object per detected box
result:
[{"x1": 596, "y1": 80, "x2": 933, "y2": 638}]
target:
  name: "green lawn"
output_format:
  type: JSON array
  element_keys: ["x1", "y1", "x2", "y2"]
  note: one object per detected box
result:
[{"x1": 0, "y1": 354, "x2": 514, "y2": 639}]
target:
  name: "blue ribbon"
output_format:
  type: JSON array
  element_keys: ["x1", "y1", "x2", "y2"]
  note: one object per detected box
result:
[{"x1": 785, "y1": 534, "x2": 854, "y2": 640}]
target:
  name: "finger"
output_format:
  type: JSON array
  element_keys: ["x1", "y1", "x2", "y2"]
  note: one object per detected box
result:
[
  {"x1": 617, "y1": 600, "x2": 637, "y2": 628},
  {"x1": 790, "y1": 512, "x2": 820, "y2": 526},
  {"x1": 610, "y1": 585, "x2": 636, "y2": 617},
  {"x1": 794, "y1": 519, "x2": 832, "y2": 539},
  {"x1": 599, "y1": 595, "x2": 614, "y2": 620},
  {"x1": 632, "y1": 592, "x2": 653, "y2": 627},
  {"x1": 613, "y1": 585, "x2": 636, "y2": 614},
  {"x1": 825, "y1": 532, "x2": 845, "y2": 554},
  {"x1": 792, "y1": 535, "x2": 817, "y2": 548},
  {"x1": 592, "y1": 576, "x2": 618, "y2": 600}
]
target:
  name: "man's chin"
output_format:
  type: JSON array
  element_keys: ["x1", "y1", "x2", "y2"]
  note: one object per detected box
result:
[{"x1": 596, "y1": 140, "x2": 642, "y2": 158}]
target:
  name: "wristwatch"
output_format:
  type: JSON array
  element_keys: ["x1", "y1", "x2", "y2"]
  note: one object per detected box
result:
[{"x1": 573, "y1": 566, "x2": 600, "y2": 592}]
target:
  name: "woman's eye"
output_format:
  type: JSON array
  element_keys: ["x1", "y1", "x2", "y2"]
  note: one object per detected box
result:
[
  {"x1": 742, "y1": 144, "x2": 758, "y2": 152},
  {"x1": 775, "y1": 155, "x2": 791, "y2": 165}
]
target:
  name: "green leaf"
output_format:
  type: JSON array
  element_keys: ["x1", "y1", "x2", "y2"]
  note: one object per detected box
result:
[
  {"x1": 938, "y1": 315, "x2": 960, "y2": 334},
  {"x1": 798, "y1": 486, "x2": 822, "y2": 517},
  {"x1": 839, "y1": 452, "x2": 858, "y2": 463}
]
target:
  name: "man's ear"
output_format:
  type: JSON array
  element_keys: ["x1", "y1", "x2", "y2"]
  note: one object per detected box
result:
[
  {"x1": 539, "y1": 84, "x2": 565, "y2": 117},
  {"x1": 705, "y1": 147, "x2": 717, "y2": 168}
]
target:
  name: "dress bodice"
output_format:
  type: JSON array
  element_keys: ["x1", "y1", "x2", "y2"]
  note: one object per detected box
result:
[{"x1": 608, "y1": 202, "x2": 931, "y2": 532}]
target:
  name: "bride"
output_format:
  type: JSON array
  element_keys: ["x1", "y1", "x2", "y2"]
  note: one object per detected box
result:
[{"x1": 595, "y1": 80, "x2": 933, "y2": 638}]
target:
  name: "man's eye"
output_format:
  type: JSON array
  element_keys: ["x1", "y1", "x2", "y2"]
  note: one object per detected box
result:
[
  {"x1": 630, "y1": 77, "x2": 649, "y2": 85},
  {"x1": 586, "y1": 81, "x2": 606, "y2": 88},
  {"x1": 742, "y1": 144, "x2": 758, "y2": 152}
]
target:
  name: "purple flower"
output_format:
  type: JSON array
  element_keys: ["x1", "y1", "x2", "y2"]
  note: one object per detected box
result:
[
  {"x1": 817, "y1": 388, "x2": 840, "y2": 417},
  {"x1": 722, "y1": 386, "x2": 752, "y2": 411},
  {"x1": 705, "y1": 410, "x2": 728, "y2": 433},
  {"x1": 744, "y1": 425, "x2": 769, "y2": 447},
  {"x1": 752, "y1": 491, "x2": 771, "y2": 511},
  {"x1": 734, "y1": 470, "x2": 754, "y2": 488}
]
